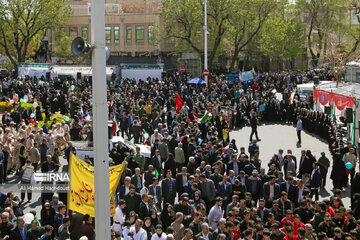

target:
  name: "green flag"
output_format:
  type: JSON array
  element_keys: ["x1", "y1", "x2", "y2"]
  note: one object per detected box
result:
[
  {"x1": 196, "y1": 111, "x2": 212, "y2": 124},
  {"x1": 154, "y1": 169, "x2": 159, "y2": 176}
]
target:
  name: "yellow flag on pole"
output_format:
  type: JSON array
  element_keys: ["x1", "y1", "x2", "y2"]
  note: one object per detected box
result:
[{"x1": 68, "y1": 153, "x2": 125, "y2": 217}]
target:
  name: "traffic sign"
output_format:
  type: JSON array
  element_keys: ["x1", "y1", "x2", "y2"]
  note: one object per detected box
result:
[
  {"x1": 180, "y1": 67, "x2": 185, "y2": 72},
  {"x1": 203, "y1": 69, "x2": 209, "y2": 76}
]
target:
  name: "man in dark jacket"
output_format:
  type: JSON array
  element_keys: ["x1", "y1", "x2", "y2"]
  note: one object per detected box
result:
[
  {"x1": 41, "y1": 155, "x2": 59, "y2": 173},
  {"x1": 317, "y1": 152, "x2": 330, "y2": 188},
  {"x1": 10, "y1": 217, "x2": 26, "y2": 240},
  {"x1": 80, "y1": 214, "x2": 95, "y2": 240},
  {"x1": 27, "y1": 220, "x2": 44, "y2": 240},
  {"x1": 119, "y1": 112, "x2": 130, "y2": 139},
  {"x1": 138, "y1": 193, "x2": 150, "y2": 220},
  {"x1": 298, "y1": 150, "x2": 314, "y2": 179},
  {"x1": 249, "y1": 113, "x2": 260, "y2": 142},
  {"x1": 280, "y1": 176, "x2": 297, "y2": 204},
  {"x1": 246, "y1": 170, "x2": 263, "y2": 204},
  {"x1": 0, "y1": 212, "x2": 13, "y2": 239},
  {"x1": 124, "y1": 185, "x2": 141, "y2": 215},
  {"x1": 263, "y1": 176, "x2": 280, "y2": 208},
  {"x1": 310, "y1": 162, "x2": 321, "y2": 201},
  {"x1": 40, "y1": 139, "x2": 49, "y2": 163},
  {"x1": 64, "y1": 142, "x2": 76, "y2": 164},
  {"x1": 161, "y1": 170, "x2": 177, "y2": 205},
  {"x1": 54, "y1": 204, "x2": 66, "y2": 236}
]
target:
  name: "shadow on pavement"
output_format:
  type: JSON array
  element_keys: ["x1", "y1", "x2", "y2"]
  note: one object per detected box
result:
[
  {"x1": 23, "y1": 198, "x2": 41, "y2": 210},
  {"x1": 319, "y1": 188, "x2": 331, "y2": 198}
]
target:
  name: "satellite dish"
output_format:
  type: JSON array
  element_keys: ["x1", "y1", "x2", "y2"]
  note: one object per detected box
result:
[{"x1": 71, "y1": 37, "x2": 91, "y2": 55}]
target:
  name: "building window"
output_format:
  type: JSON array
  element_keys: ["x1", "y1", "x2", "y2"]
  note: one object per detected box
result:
[
  {"x1": 114, "y1": 26, "x2": 120, "y2": 44},
  {"x1": 69, "y1": 27, "x2": 78, "y2": 40},
  {"x1": 81, "y1": 27, "x2": 88, "y2": 42},
  {"x1": 126, "y1": 26, "x2": 132, "y2": 44},
  {"x1": 135, "y1": 25, "x2": 144, "y2": 43},
  {"x1": 148, "y1": 25, "x2": 154, "y2": 43},
  {"x1": 105, "y1": 26, "x2": 112, "y2": 44}
]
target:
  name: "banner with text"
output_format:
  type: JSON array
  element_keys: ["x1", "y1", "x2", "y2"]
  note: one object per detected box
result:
[{"x1": 68, "y1": 153, "x2": 125, "y2": 217}]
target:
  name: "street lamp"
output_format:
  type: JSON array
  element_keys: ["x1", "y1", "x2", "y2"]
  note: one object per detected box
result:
[
  {"x1": 71, "y1": 0, "x2": 110, "y2": 239},
  {"x1": 203, "y1": 0, "x2": 208, "y2": 88}
]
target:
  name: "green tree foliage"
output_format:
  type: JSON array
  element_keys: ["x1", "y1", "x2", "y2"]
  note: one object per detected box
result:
[
  {"x1": 161, "y1": 0, "x2": 359, "y2": 71},
  {"x1": 53, "y1": 30, "x2": 72, "y2": 60},
  {"x1": 225, "y1": 0, "x2": 278, "y2": 70},
  {"x1": 161, "y1": 0, "x2": 203, "y2": 55},
  {"x1": 255, "y1": 5, "x2": 305, "y2": 63},
  {"x1": 161, "y1": 0, "x2": 233, "y2": 67},
  {"x1": 0, "y1": 0, "x2": 71, "y2": 73}
]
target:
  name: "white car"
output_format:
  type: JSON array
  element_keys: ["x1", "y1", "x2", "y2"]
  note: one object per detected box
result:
[{"x1": 73, "y1": 136, "x2": 151, "y2": 162}]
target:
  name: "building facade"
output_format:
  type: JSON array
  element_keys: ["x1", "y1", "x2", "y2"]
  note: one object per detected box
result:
[{"x1": 49, "y1": 0, "x2": 178, "y2": 69}]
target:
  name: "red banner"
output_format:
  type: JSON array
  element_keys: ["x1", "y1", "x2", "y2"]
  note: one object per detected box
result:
[
  {"x1": 317, "y1": 90, "x2": 333, "y2": 106},
  {"x1": 313, "y1": 88, "x2": 354, "y2": 111},
  {"x1": 333, "y1": 94, "x2": 354, "y2": 111}
]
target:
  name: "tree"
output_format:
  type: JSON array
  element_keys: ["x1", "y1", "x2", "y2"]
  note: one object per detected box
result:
[
  {"x1": 161, "y1": 0, "x2": 203, "y2": 57},
  {"x1": 255, "y1": 5, "x2": 305, "y2": 69},
  {"x1": 225, "y1": 0, "x2": 278, "y2": 70},
  {"x1": 205, "y1": 0, "x2": 232, "y2": 67},
  {"x1": 160, "y1": 0, "x2": 232, "y2": 68},
  {"x1": 295, "y1": 0, "x2": 349, "y2": 68},
  {"x1": 323, "y1": 1, "x2": 360, "y2": 81},
  {"x1": 0, "y1": 0, "x2": 71, "y2": 74},
  {"x1": 53, "y1": 30, "x2": 72, "y2": 60}
]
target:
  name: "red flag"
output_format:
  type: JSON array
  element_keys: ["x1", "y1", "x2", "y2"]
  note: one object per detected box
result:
[
  {"x1": 192, "y1": 113, "x2": 199, "y2": 121},
  {"x1": 176, "y1": 94, "x2": 184, "y2": 113},
  {"x1": 112, "y1": 120, "x2": 117, "y2": 135}
]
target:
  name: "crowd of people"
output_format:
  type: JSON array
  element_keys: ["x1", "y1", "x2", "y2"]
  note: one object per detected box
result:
[{"x1": 0, "y1": 70, "x2": 359, "y2": 240}]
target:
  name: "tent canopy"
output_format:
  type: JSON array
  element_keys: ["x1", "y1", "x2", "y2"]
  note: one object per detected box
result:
[{"x1": 316, "y1": 82, "x2": 360, "y2": 99}]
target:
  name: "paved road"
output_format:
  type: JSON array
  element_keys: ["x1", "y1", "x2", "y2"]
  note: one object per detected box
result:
[{"x1": 230, "y1": 123, "x2": 352, "y2": 208}]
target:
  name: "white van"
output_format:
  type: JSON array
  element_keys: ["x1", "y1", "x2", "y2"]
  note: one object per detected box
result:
[{"x1": 296, "y1": 81, "x2": 332, "y2": 101}]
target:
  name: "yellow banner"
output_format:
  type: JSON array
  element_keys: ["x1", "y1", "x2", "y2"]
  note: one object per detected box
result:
[{"x1": 68, "y1": 153, "x2": 125, "y2": 217}]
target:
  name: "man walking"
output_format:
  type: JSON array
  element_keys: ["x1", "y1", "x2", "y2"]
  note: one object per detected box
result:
[
  {"x1": 249, "y1": 113, "x2": 260, "y2": 142},
  {"x1": 296, "y1": 116, "x2": 302, "y2": 144},
  {"x1": 317, "y1": 152, "x2": 330, "y2": 188}
]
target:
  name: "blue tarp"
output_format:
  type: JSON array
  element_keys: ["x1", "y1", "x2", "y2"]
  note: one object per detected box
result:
[
  {"x1": 224, "y1": 74, "x2": 239, "y2": 79},
  {"x1": 187, "y1": 78, "x2": 206, "y2": 84}
]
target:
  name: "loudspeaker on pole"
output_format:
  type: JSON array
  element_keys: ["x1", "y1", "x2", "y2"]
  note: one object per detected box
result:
[{"x1": 345, "y1": 108, "x2": 353, "y2": 123}]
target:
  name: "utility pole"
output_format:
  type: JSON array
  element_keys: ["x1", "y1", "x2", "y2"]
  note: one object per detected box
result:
[
  {"x1": 204, "y1": 0, "x2": 208, "y2": 88},
  {"x1": 91, "y1": 0, "x2": 110, "y2": 239}
]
